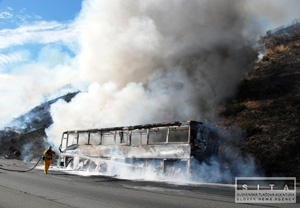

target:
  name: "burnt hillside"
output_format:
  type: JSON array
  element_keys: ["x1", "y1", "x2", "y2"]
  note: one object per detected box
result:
[
  {"x1": 220, "y1": 23, "x2": 300, "y2": 178},
  {"x1": 0, "y1": 92, "x2": 78, "y2": 159},
  {"x1": 8, "y1": 91, "x2": 79, "y2": 132}
]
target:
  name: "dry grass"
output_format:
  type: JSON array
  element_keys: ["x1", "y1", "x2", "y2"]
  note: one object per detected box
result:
[
  {"x1": 266, "y1": 48, "x2": 275, "y2": 55},
  {"x1": 266, "y1": 44, "x2": 288, "y2": 55},
  {"x1": 294, "y1": 41, "x2": 300, "y2": 47},
  {"x1": 276, "y1": 44, "x2": 289, "y2": 52},
  {"x1": 266, "y1": 44, "x2": 289, "y2": 56},
  {"x1": 244, "y1": 101, "x2": 260, "y2": 109}
]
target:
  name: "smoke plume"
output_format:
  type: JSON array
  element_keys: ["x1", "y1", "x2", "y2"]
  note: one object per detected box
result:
[
  {"x1": 41, "y1": 0, "x2": 298, "y2": 182},
  {"x1": 47, "y1": 0, "x2": 260, "y2": 144}
]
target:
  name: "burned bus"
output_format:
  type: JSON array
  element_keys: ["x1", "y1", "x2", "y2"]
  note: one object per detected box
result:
[{"x1": 58, "y1": 120, "x2": 218, "y2": 176}]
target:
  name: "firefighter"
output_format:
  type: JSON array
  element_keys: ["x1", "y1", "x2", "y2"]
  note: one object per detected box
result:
[{"x1": 43, "y1": 146, "x2": 56, "y2": 174}]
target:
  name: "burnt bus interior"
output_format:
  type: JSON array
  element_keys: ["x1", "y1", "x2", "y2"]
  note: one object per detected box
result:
[{"x1": 59, "y1": 120, "x2": 218, "y2": 174}]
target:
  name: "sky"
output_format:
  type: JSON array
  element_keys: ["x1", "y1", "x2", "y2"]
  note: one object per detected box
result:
[
  {"x1": 0, "y1": 0, "x2": 299, "y2": 142},
  {"x1": 0, "y1": 0, "x2": 82, "y2": 24},
  {"x1": 0, "y1": 0, "x2": 81, "y2": 68},
  {"x1": 0, "y1": 0, "x2": 82, "y2": 124}
]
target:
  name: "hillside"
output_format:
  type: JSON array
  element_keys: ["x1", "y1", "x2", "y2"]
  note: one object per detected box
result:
[
  {"x1": 8, "y1": 92, "x2": 79, "y2": 132},
  {"x1": 0, "y1": 92, "x2": 78, "y2": 160},
  {"x1": 219, "y1": 23, "x2": 300, "y2": 178}
]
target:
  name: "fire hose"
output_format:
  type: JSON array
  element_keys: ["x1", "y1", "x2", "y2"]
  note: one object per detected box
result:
[{"x1": 0, "y1": 156, "x2": 43, "y2": 172}]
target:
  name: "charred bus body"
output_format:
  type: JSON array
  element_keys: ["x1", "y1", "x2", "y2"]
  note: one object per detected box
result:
[{"x1": 58, "y1": 120, "x2": 218, "y2": 175}]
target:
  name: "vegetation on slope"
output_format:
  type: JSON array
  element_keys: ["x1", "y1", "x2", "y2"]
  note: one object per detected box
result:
[{"x1": 220, "y1": 23, "x2": 300, "y2": 178}]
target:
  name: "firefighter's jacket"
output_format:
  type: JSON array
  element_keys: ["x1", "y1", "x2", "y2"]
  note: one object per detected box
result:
[{"x1": 43, "y1": 149, "x2": 55, "y2": 160}]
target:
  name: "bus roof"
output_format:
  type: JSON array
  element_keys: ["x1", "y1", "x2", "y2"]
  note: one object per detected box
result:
[{"x1": 62, "y1": 120, "x2": 203, "y2": 134}]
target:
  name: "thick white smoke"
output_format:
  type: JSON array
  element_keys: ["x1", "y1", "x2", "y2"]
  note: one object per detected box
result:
[
  {"x1": 47, "y1": 0, "x2": 260, "y2": 144},
  {"x1": 0, "y1": 45, "x2": 80, "y2": 128},
  {"x1": 1, "y1": 0, "x2": 299, "y2": 130},
  {"x1": 42, "y1": 0, "x2": 261, "y2": 183}
]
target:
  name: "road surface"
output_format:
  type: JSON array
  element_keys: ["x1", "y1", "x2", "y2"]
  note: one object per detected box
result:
[{"x1": 0, "y1": 159, "x2": 299, "y2": 208}]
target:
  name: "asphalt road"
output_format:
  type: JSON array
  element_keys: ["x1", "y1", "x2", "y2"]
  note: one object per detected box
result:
[{"x1": 0, "y1": 162, "x2": 299, "y2": 208}]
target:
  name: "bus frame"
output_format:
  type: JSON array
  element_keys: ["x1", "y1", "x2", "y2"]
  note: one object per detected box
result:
[{"x1": 58, "y1": 120, "x2": 218, "y2": 175}]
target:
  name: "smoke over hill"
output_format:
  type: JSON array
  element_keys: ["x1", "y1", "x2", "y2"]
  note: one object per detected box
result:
[
  {"x1": 0, "y1": 0, "x2": 299, "y2": 182},
  {"x1": 47, "y1": 0, "x2": 260, "y2": 146},
  {"x1": 0, "y1": 0, "x2": 298, "y2": 145}
]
